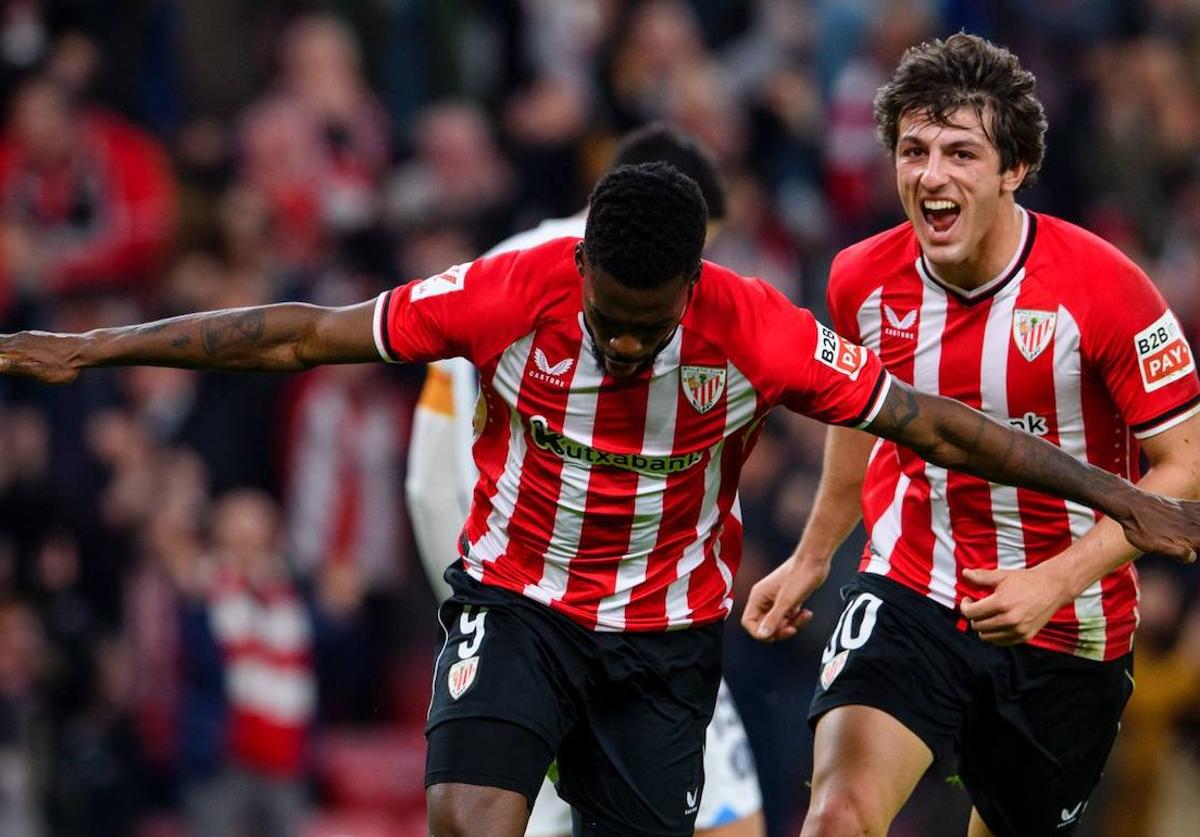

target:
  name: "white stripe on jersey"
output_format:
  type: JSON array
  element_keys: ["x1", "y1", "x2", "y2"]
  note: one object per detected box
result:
[
  {"x1": 725, "y1": 362, "x2": 758, "y2": 435},
  {"x1": 525, "y1": 337, "x2": 602, "y2": 605},
  {"x1": 856, "y1": 286, "x2": 884, "y2": 352},
  {"x1": 912, "y1": 273, "x2": 958, "y2": 606},
  {"x1": 660, "y1": 361, "x2": 756, "y2": 628},
  {"x1": 980, "y1": 279, "x2": 1029, "y2": 570},
  {"x1": 595, "y1": 331, "x2": 683, "y2": 628},
  {"x1": 468, "y1": 335, "x2": 535, "y2": 577},
  {"x1": 856, "y1": 287, "x2": 896, "y2": 575},
  {"x1": 866, "y1": 471, "x2": 910, "y2": 575},
  {"x1": 663, "y1": 439, "x2": 726, "y2": 628},
  {"x1": 1052, "y1": 307, "x2": 1107, "y2": 660},
  {"x1": 715, "y1": 364, "x2": 756, "y2": 610}
]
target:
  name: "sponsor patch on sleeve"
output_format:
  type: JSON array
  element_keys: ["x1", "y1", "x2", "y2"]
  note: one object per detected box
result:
[
  {"x1": 1134, "y1": 311, "x2": 1195, "y2": 392},
  {"x1": 411, "y1": 262, "x2": 470, "y2": 302},
  {"x1": 814, "y1": 322, "x2": 868, "y2": 381}
]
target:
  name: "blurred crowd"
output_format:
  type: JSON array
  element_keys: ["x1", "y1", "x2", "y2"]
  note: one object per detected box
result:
[{"x1": 0, "y1": 1, "x2": 1199, "y2": 835}]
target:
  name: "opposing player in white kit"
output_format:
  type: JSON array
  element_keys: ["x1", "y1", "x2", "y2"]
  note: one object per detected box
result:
[{"x1": 407, "y1": 124, "x2": 765, "y2": 837}]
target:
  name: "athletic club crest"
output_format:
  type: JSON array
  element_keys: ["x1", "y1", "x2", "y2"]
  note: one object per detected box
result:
[
  {"x1": 1012, "y1": 309, "x2": 1057, "y2": 362},
  {"x1": 447, "y1": 656, "x2": 480, "y2": 700},
  {"x1": 820, "y1": 649, "x2": 849, "y2": 690},
  {"x1": 680, "y1": 365, "x2": 727, "y2": 414}
]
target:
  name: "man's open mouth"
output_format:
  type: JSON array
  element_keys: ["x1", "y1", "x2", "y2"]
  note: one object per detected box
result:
[{"x1": 922, "y1": 198, "x2": 961, "y2": 236}]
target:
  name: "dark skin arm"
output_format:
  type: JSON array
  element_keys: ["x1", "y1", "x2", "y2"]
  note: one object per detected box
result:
[
  {"x1": 868, "y1": 378, "x2": 1200, "y2": 562},
  {"x1": 0, "y1": 301, "x2": 379, "y2": 382}
]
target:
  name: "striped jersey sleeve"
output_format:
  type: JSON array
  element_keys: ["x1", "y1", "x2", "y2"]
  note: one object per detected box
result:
[
  {"x1": 1081, "y1": 261, "x2": 1200, "y2": 439},
  {"x1": 372, "y1": 244, "x2": 552, "y2": 366},
  {"x1": 742, "y1": 278, "x2": 890, "y2": 429}
]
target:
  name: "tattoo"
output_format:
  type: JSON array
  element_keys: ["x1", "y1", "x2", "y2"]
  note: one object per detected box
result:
[
  {"x1": 171, "y1": 335, "x2": 191, "y2": 349},
  {"x1": 136, "y1": 322, "x2": 171, "y2": 336},
  {"x1": 884, "y1": 386, "x2": 921, "y2": 436},
  {"x1": 200, "y1": 310, "x2": 266, "y2": 357}
]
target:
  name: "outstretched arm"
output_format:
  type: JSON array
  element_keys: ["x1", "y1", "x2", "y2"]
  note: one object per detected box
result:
[
  {"x1": 0, "y1": 300, "x2": 380, "y2": 382},
  {"x1": 869, "y1": 378, "x2": 1200, "y2": 562},
  {"x1": 960, "y1": 413, "x2": 1200, "y2": 644}
]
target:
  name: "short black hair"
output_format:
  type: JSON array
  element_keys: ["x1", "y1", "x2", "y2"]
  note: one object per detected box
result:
[
  {"x1": 584, "y1": 162, "x2": 707, "y2": 289},
  {"x1": 610, "y1": 122, "x2": 727, "y2": 221},
  {"x1": 874, "y1": 33, "x2": 1047, "y2": 187}
]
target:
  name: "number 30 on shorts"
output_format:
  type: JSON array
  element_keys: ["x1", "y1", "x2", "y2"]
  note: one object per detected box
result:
[{"x1": 821, "y1": 593, "x2": 883, "y2": 666}]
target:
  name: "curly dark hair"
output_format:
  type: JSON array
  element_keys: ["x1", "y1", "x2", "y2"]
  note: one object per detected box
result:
[
  {"x1": 610, "y1": 123, "x2": 727, "y2": 222},
  {"x1": 583, "y1": 162, "x2": 707, "y2": 288},
  {"x1": 874, "y1": 33, "x2": 1047, "y2": 187}
]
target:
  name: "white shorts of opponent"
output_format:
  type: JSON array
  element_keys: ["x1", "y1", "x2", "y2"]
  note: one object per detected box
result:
[{"x1": 525, "y1": 678, "x2": 762, "y2": 836}]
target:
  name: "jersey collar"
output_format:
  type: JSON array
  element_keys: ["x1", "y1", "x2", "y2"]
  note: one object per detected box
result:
[{"x1": 916, "y1": 207, "x2": 1036, "y2": 306}]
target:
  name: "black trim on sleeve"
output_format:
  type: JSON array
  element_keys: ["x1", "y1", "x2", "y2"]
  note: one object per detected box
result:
[
  {"x1": 1129, "y1": 392, "x2": 1200, "y2": 436},
  {"x1": 850, "y1": 367, "x2": 889, "y2": 428},
  {"x1": 379, "y1": 288, "x2": 399, "y2": 362}
]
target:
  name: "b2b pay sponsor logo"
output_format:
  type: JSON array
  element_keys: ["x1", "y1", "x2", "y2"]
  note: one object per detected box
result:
[
  {"x1": 1134, "y1": 311, "x2": 1194, "y2": 392},
  {"x1": 814, "y1": 323, "x2": 868, "y2": 380}
]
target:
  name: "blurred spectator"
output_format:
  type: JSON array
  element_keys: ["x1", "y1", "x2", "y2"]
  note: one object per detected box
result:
[
  {"x1": 823, "y1": 0, "x2": 935, "y2": 237},
  {"x1": 238, "y1": 14, "x2": 390, "y2": 276},
  {"x1": 281, "y1": 359, "x2": 415, "y2": 722},
  {"x1": 0, "y1": 74, "x2": 174, "y2": 319},
  {"x1": 172, "y1": 489, "x2": 315, "y2": 837},
  {"x1": 0, "y1": 598, "x2": 48, "y2": 837},
  {"x1": 47, "y1": 633, "x2": 144, "y2": 837},
  {"x1": 385, "y1": 101, "x2": 516, "y2": 251}
]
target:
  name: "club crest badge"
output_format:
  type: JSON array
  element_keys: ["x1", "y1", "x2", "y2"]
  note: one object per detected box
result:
[
  {"x1": 680, "y1": 365, "x2": 727, "y2": 414},
  {"x1": 1012, "y1": 309, "x2": 1057, "y2": 362},
  {"x1": 447, "y1": 656, "x2": 480, "y2": 700},
  {"x1": 820, "y1": 649, "x2": 849, "y2": 690}
]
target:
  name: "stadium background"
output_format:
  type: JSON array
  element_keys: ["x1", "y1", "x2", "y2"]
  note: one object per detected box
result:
[{"x1": 0, "y1": 1, "x2": 1198, "y2": 835}]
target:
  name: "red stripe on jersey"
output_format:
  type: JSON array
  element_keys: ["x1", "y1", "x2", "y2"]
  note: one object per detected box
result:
[
  {"x1": 621, "y1": 329, "x2": 743, "y2": 630},
  {"x1": 1003, "y1": 282, "x2": 1081, "y2": 648},
  {"x1": 891, "y1": 451, "x2": 938, "y2": 594},
  {"x1": 560, "y1": 372, "x2": 650, "y2": 627},
  {"x1": 686, "y1": 418, "x2": 756, "y2": 619},
  {"x1": 1100, "y1": 565, "x2": 1137, "y2": 658},
  {"x1": 939, "y1": 299, "x2": 999, "y2": 599},
  {"x1": 485, "y1": 340, "x2": 576, "y2": 589},
  {"x1": 877, "y1": 287, "x2": 920, "y2": 384},
  {"x1": 464, "y1": 373, "x2": 511, "y2": 550}
]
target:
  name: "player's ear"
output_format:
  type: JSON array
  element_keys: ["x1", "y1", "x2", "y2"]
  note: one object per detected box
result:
[
  {"x1": 575, "y1": 242, "x2": 587, "y2": 277},
  {"x1": 1000, "y1": 160, "x2": 1029, "y2": 194}
]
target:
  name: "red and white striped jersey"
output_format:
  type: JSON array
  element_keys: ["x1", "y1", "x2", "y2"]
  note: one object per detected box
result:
[
  {"x1": 829, "y1": 208, "x2": 1200, "y2": 661},
  {"x1": 210, "y1": 565, "x2": 315, "y2": 777},
  {"x1": 377, "y1": 237, "x2": 891, "y2": 630}
]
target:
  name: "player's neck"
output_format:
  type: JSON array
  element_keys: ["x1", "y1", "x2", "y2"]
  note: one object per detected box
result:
[{"x1": 924, "y1": 202, "x2": 1026, "y2": 291}]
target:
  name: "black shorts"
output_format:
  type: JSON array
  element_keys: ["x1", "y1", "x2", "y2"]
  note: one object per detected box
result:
[
  {"x1": 425, "y1": 564, "x2": 723, "y2": 837},
  {"x1": 808, "y1": 574, "x2": 1134, "y2": 837}
]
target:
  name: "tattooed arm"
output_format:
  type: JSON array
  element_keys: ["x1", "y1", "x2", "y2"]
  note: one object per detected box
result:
[
  {"x1": 867, "y1": 378, "x2": 1200, "y2": 561},
  {"x1": 0, "y1": 301, "x2": 379, "y2": 383}
]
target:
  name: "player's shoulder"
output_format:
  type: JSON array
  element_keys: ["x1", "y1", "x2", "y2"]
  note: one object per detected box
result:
[
  {"x1": 1030, "y1": 212, "x2": 1145, "y2": 282},
  {"x1": 692, "y1": 259, "x2": 789, "y2": 314},
  {"x1": 688, "y1": 260, "x2": 817, "y2": 357},
  {"x1": 475, "y1": 236, "x2": 581, "y2": 296},
  {"x1": 1027, "y1": 212, "x2": 1154, "y2": 306},
  {"x1": 829, "y1": 221, "x2": 919, "y2": 298}
]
